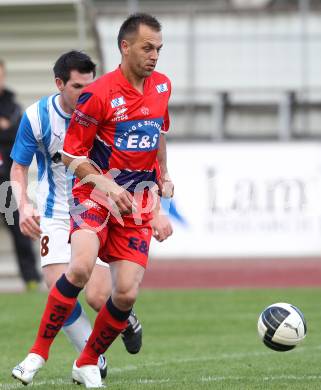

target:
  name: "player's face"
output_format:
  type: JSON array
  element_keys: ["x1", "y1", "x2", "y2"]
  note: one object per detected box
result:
[
  {"x1": 56, "y1": 70, "x2": 94, "y2": 113},
  {"x1": 125, "y1": 24, "x2": 163, "y2": 78}
]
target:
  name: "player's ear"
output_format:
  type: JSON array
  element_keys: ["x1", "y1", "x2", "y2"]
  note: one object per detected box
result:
[
  {"x1": 121, "y1": 39, "x2": 130, "y2": 55},
  {"x1": 55, "y1": 77, "x2": 64, "y2": 92}
]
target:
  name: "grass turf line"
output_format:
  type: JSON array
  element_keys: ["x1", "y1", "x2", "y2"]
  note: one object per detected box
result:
[{"x1": 0, "y1": 289, "x2": 321, "y2": 389}]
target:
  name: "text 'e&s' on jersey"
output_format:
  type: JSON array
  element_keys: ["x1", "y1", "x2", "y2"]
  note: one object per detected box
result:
[{"x1": 63, "y1": 67, "x2": 171, "y2": 193}]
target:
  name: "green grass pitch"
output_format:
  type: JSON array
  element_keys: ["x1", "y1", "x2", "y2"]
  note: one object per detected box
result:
[{"x1": 0, "y1": 288, "x2": 321, "y2": 389}]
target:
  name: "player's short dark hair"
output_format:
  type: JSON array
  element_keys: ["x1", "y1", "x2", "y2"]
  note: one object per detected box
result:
[
  {"x1": 117, "y1": 13, "x2": 162, "y2": 51},
  {"x1": 53, "y1": 50, "x2": 96, "y2": 84}
]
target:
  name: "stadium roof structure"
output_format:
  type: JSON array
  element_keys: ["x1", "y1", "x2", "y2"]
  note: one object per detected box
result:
[
  {"x1": 92, "y1": 0, "x2": 321, "y2": 14},
  {"x1": 0, "y1": 0, "x2": 79, "y2": 5}
]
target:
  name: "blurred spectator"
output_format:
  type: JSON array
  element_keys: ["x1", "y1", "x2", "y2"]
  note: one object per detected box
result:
[{"x1": 0, "y1": 60, "x2": 41, "y2": 291}]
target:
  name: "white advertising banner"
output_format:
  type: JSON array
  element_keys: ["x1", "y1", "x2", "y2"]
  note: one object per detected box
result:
[{"x1": 150, "y1": 142, "x2": 321, "y2": 258}]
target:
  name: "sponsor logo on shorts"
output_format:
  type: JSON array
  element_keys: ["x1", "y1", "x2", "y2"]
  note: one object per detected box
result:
[
  {"x1": 72, "y1": 211, "x2": 105, "y2": 229},
  {"x1": 128, "y1": 237, "x2": 149, "y2": 255},
  {"x1": 83, "y1": 199, "x2": 101, "y2": 211}
]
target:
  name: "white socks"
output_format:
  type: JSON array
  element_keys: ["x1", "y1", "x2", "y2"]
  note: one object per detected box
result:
[{"x1": 62, "y1": 301, "x2": 92, "y2": 352}]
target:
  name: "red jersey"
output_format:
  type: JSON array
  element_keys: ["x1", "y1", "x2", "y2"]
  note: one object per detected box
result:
[{"x1": 63, "y1": 66, "x2": 171, "y2": 193}]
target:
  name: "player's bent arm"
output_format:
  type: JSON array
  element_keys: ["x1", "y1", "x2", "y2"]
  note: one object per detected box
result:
[
  {"x1": 10, "y1": 161, "x2": 41, "y2": 239},
  {"x1": 157, "y1": 135, "x2": 174, "y2": 198},
  {"x1": 62, "y1": 153, "x2": 134, "y2": 214},
  {"x1": 10, "y1": 162, "x2": 30, "y2": 208},
  {"x1": 149, "y1": 188, "x2": 173, "y2": 241}
]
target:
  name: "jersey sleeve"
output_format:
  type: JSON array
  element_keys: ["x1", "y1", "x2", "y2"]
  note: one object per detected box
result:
[
  {"x1": 10, "y1": 112, "x2": 38, "y2": 166},
  {"x1": 161, "y1": 107, "x2": 170, "y2": 134},
  {"x1": 161, "y1": 78, "x2": 171, "y2": 134},
  {"x1": 63, "y1": 92, "x2": 104, "y2": 159}
]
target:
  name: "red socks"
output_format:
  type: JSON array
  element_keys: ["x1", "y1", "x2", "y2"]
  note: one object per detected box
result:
[
  {"x1": 76, "y1": 301, "x2": 130, "y2": 367},
  {"x1": 28, "y1": 274, "x2": 130, "y2": 366},
  {"x1": 30, "y1": 275, "x2": 82, "y2": 360}
]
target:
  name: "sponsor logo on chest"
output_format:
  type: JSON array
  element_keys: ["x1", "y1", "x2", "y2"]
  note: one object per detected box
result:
[
  {"x1": 114, "y1": 118, "x2": 163, "y2": 151},
  {"x1": 111, "y1": 96, "x2": 126, "y2": 108},
  {"x1": 112, "y1": 106, "x2": 129, "y2": 122},
  {"x1": 51, "y1": 130, "x2": 65, "y2": 151},
  {"x1": 156, "y1": 83, "x2": 168, "y2": 93},
  {"x1": 115, "y1": 107, "x2": 128, "y2": 116},
  {"x1": 141, "y1": 106, "x2": 150, "y2": 115},
  {"x1": 53, "y1": 130, "x2": 63, "y2": 141}
]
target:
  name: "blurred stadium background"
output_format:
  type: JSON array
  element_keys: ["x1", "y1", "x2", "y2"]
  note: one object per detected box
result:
[{"x1": 1, "y1": 0, "x2": 321, "y2": 290}]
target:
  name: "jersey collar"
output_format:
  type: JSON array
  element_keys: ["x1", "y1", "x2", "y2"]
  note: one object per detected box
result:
[
  {"x1": 52, "y1": 94, "x2": 72, "y2": 120},
  {"x1": 116, "y1": 65, "x2": 151, "y2": 96}
]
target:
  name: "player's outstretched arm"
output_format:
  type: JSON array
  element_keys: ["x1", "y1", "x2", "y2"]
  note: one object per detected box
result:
[{"x1": 10, "y1": 161, "x2": 41, "y2": 239}]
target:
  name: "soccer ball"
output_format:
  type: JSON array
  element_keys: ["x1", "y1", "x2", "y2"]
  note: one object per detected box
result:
[{"x1": 257, "y1": 302, "x2": 307, "y2": 351}]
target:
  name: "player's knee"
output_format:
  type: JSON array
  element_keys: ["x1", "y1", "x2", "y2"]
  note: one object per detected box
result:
[
  {"x1": 66, "y1": 262, "x2": 91, "y2": 286},
  {"x1": 113, "y1": 288, "x2": 138, "y2": 310},
  {"x1": 85, "y1": 290, "x2": 105, "y2": 312}
]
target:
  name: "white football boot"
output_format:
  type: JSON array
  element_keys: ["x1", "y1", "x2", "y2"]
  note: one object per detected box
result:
[
  {"x1": 12, "y1": 353, "x2": 45, "y2": 385},
  {"x1": 72, "y1": 361, "x2": 105, "y2": 388}
]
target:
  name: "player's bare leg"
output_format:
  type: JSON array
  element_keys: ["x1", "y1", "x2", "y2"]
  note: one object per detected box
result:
[
  {"x1": 85, "y1": 263, "x2": 111, "y2": 379},
  {"x1": 65, "y1": 230, "x2": 105, "y2": 388},
  {"x1": 109, "y1": 260, "x2": 145, "y2": 311},
  {"x1": 110, "y1": 259, "x2": 143, "y2": 352},
  {"x1": 73, "y1": 260, "x2": 144, "y2": 387},
  {"x1": 45, "y1": 263, "x2": 109, "y2": 377},
  {"x1": 42, "y1": 263, "x2": 92, "y2": 353},
  {"x1": 12, "y1": 230, "x2": 100, "y2": 386},
  {"x1": 85, "y1": 263, "x2": 111, "y2": 312},
  {"x1": 66, "y1": 229, "x2": 100, "y2": 287},
  {"x1": 86, "y1": 260, "x2": 143, "y2": 354}
]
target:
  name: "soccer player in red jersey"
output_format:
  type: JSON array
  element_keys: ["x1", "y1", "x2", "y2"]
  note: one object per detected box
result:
[{"x1": 12, "y1": 13, "x2": 173, "y2": 388}]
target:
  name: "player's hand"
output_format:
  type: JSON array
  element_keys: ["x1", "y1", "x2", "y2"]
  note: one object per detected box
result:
[
  {"x1": 108, "y1": 183, "x2": 137, "y2": 215},
  {"x1": 151, "y1": 213, "x2": 173, "y2": 242},
  {"x1": 19, "y1": 203, "x2": 42, "y2": 240},
  {"x1": 158, "y1": 176, "x2": 174, "y2": 198}
]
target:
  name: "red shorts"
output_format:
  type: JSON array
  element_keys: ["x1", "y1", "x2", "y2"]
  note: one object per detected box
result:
[{"x1": 69, "y1": 190, "x2": 153, "y2": 268}]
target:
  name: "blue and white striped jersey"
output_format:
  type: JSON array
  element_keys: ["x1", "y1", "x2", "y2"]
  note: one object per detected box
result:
[{"x1": 11, "y1": 94, "x2": 72, "y2": 219}]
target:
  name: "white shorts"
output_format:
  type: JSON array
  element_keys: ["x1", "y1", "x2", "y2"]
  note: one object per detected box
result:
[{"x1": 40, "y1": 217, "x2": 109, "y2": 268}]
